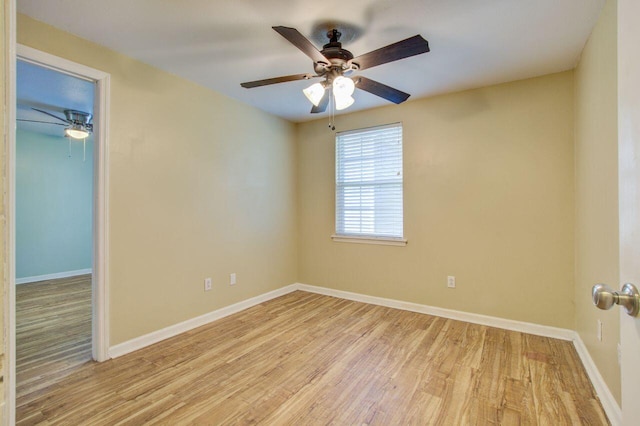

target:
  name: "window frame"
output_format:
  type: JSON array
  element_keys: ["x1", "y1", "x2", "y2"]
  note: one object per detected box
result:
[{"x1": 332, "y1": 122, "x2": 407, "y2": 246}]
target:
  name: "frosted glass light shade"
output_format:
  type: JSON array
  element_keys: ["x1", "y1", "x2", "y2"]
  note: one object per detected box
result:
[
  {"x1": 335, "y1": 95, "x2": 355, "y2": 111},
  {"x1": 333, "y1": 76, "x2": 355, "y2": 97},
  {"x1": 303, "y1": 83, "x2": 325, "y2": 106},
  {"x1": 65, "y1": 125, "x2": 90, "y2": 139}
]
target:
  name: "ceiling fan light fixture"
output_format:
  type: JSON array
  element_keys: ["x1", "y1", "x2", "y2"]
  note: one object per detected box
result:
[
  {"x1": 241, "y1": 26, "x2": 430, "y2": 116},
  {"x1": 334, "y1": 94, "x2": 355, "y2": 111},
  {"x1": 303, "y1": 82, "x2": 326, "y2": 106},
  {"x1": 65, "y1": 124, "x2": 90, "y2": 139},
  {"x1": 332, "y1": 76, "x2": 355, "y2": 97}
]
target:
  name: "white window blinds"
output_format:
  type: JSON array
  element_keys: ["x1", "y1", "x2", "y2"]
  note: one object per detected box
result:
[{"x1": 335, "y1": 123, "x2": 403, "y2": 239}]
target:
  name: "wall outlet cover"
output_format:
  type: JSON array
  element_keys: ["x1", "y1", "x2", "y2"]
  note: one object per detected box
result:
[{"x1": 447, "y1": 276, "x2": 456, "y2": 288}]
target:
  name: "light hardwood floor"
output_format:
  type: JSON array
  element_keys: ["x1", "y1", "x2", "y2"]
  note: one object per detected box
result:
[
  {"x1": 17, "y1": 289, "x2": 609, "y2": 425},
  {"x1": 16, "y1": 275, "x2": 92, "y2": 403}
]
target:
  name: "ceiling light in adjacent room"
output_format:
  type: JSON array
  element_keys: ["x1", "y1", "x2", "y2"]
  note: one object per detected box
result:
[{"x1": 65, "y1": 124, "x2": 90, "y2": 139}]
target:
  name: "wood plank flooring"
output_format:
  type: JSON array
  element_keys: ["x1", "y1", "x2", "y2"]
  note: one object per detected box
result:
[
  {"x1": 17, "y1": 290, "x2": 609, "y2": 425},
  {"x1": 16, "y1": 275, "x2": 92, "y2": 403}
]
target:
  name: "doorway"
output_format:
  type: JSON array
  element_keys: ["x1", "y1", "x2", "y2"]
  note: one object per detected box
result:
[
  {"x1": 7, "y1": 45, "x2": 111, "y2": 423},
  {"x1": 15, "y1": 58, "x2": 95, "y2": 403}
]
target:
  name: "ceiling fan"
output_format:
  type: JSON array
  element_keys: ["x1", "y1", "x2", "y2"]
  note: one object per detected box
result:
[
  {"x1": 17, "y1": 107, "x2": 93, "y2": 139},
  {"x1": 240, "y1": 26, "x2": 430, "y2": 113}
]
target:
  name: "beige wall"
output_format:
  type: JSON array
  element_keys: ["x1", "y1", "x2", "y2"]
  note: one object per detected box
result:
[
  {"x1": 297, "y1": 72, "x2": 575, "y2": 329},
  {"x1": 574, "y1": 0, "x2": 620, "y2": 404},
  {"x1": 17, "y1": 15, "x2": 298, "y2": 345}
]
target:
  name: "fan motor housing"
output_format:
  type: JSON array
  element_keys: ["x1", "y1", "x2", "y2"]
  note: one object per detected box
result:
[
  {"x1": 313, "y1": 29, "x2": 357, "y2": 74},
  {"x1": 315, "y1": 47, "x2": 356, "y2": 74},
  {"x1": 321, "y1": 46, "x2": 353, "y2": 62},
  {"x1": 64, "y1": 109, "x2": 92, "y2": 125}
]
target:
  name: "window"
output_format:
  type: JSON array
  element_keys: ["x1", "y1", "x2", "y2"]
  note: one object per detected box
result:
[{"x1": 334, "y1": 123, "x2": 405, "y2": 245}]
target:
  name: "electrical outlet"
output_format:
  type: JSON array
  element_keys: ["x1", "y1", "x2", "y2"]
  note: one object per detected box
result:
[
  {"x1": 204, "y1": 278, "x2": 212, "y2": 291},
  {"x1": 230, "y1": 273, "x2": 236, "y2": 286},
  {"x1": 447, "y1": 276, "x2": 456, "y2": 288},
  {"x1": 597, "y1": 319, "x2": 603, "y2": 341}
]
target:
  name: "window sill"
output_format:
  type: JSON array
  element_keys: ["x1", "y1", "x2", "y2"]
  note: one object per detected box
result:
[{"x1": 331, "y1": 235, "x2": 408, "y2": 246}]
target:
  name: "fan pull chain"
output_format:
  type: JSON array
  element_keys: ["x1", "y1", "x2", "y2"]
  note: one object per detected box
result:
[
  {"x1": 68, "y1": 138, "x2": 72, "y2": 158},
  {"x1": 83, "y1": 137, "x2": 86, "y2": 162},
  {"x1": 328, "y1": 90, "x2": 336, "y2": 131}
]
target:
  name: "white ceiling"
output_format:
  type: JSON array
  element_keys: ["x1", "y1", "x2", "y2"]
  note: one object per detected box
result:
[{"x1": 17, "y1": 0, "x2": 605, "y2": 123}]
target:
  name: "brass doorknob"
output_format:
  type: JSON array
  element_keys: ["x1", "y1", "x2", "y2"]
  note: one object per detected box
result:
[{"x1": 592, "y1": 283, "x2": 640, "y2": 317}]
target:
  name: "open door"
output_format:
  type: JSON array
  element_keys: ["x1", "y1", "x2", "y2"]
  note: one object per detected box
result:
[{"x1": 618, "y1": 0, "x2": 640, "y2": 423}]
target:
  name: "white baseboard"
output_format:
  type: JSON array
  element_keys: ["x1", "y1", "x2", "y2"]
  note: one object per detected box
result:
[
  {"x1": 109, "y1": 284, "x2": 299, "y2": 358},
  {"x1": 572, "y1": 335, "x2": 622, "y2": 425},
  {"x1": 296, "y1": 283, "x2": 575, "y2": 341},
  {"x1": 15, "y1": 268, "x2": 92, "y2": 284}
]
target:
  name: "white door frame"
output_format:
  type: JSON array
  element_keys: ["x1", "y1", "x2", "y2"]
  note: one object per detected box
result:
[{"x1": 6, "y1": 44, "x2": 111, "y2": 423}]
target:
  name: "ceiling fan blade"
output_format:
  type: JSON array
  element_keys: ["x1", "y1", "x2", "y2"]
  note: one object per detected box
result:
[
  {"x1": 16, "y1": 119, "x2": 67, "y2": 126},
  {"x1": 272, "y1": 26, "x2": 330, "y2": 65},
  {"x1": 310, "y1": 92, "x2": 330, "y2": 114},
  {"x1": 31, "y1": 107, "x2": 70, "y2": 124},
  {"x1": 352, "y1": 35, "x2": 430, "y2": 71},
  {"x1": 241, "y1": 73, "x2": 315, "y2": 88},
  {"x1": 355, "y1": 76, "x2": 410, "y2": 104}
]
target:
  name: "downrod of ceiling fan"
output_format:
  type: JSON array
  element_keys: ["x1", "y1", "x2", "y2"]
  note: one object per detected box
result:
[{"x1": 325, "y1": 29, "x2": 341, "y2": 46}]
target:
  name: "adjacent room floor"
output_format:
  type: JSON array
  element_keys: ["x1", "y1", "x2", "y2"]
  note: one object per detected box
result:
[
  {"x1": 16, "y1": 275, "x2": 92, "y2": 404},
  {"x1": 16, "y1": 290, "x2": 608, "y2": 425}
]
